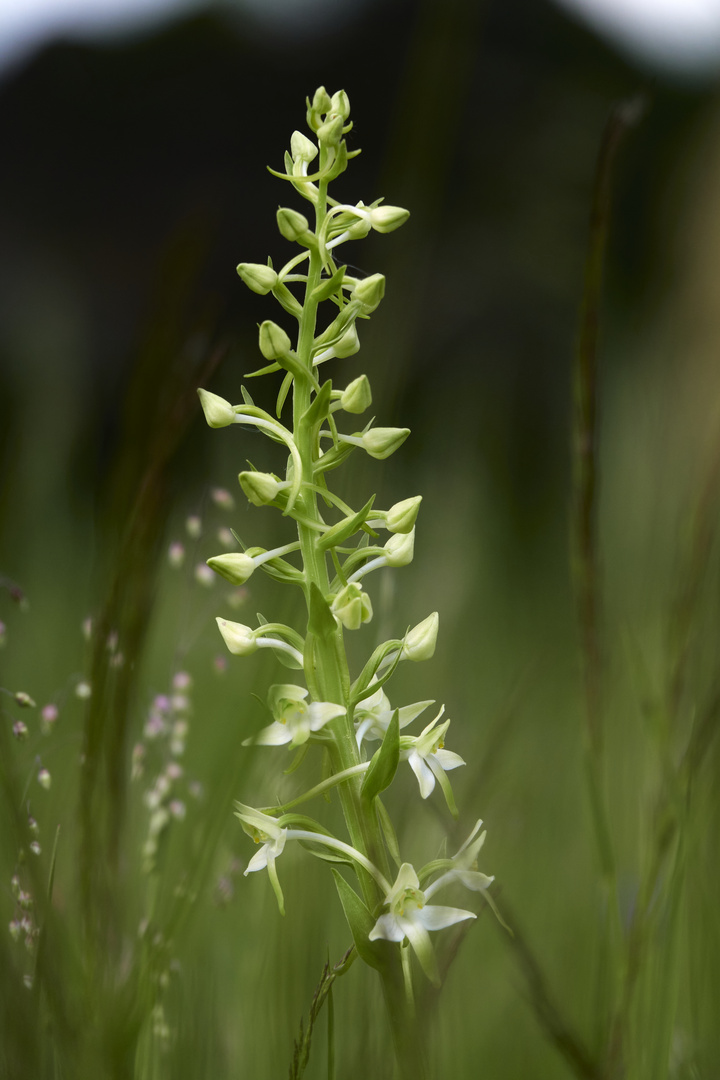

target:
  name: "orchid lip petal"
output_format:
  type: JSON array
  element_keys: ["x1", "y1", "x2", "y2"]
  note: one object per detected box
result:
[
  {"x1": 250, "y1": 722, "x2": 293, "y2": 746},
  {"x1": 408, "y1": 751, "x2": 436, "y2": 799}
]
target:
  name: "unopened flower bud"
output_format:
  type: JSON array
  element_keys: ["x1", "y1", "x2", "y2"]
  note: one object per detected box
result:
[
  {"x1": 386, "y1": 496, "x2": 422, "y2": 533},
  {"x1": 238, "y1": 470, "x2": 282, "y2": 506},
  {"x1": 403, "y1": 612, "x2": 439, "y2": 662},
  {"x1": 369, "y1": 205, "x2": 410, "y2": 233},
  {"x1": 331, "y1": 583, "x2": 373, "y2": 630},
  {"x1": 14, "y1": 692, "x2": 35, "y2": 709},
  {"x1": 290, "y1": 130, "x2": 318, "y2": 163},
  {"x1": 236, "y1": 263, "x2": 278, "y2": 295},
  {"x1": 13, "y1": 721, "x2": 28, "y2": 740},
  {"x1": 317, "y1": 113, "x2": 343, "y2": 147},
  {"x1": 76, "y1": 681, "x2": 91, "y2": 699},
  {"x1": 258, "y1": 320, "x2": 292, "y2": 360},
  {"x1": 330, "y1": 89, "x2": 351, "y2": 120},
  {"x1": 353, "y1": 273, "x2": 385, "y2": 312},
  {"x1": 384, "y1": 527, "x2": 415, "y2": 567},
  {"x1": 277, "y1": 207, "x2": 313, "y2": 243},
  {"x1": 37, "y1": 768, "x2": 51, "y2": 790},
  {"x1": 197, "y1": 388, "x2": 235, "y2": 428},
  {"x1": 207, "y1": 553, "x2": 256, "y2": 586},
  {"x1": 307, "y1": 86, "x2": 332, "y2": 129},
  {"x1": 333, "y1": 324, "x2": 360, "y2": 359},
  {"x1": 216, "y1": 618, "x2": 258, "y2": 656},
  {"x1": 361, "y1": 427, "x2": 410, "y2": 460},
  {"x1": 340, "y1": 375, "x2": 372, "y2": 414}
]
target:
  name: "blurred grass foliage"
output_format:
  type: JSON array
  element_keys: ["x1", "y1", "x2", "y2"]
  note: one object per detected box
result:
[{"x1": 2, "y1": 0, "x2": 720, "y2": 1076}]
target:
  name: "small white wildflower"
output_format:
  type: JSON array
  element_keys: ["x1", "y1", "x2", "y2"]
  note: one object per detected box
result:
[
  {"x1": 168, "y1": 541, "x2": 185, "y2": 568},
  {"x1": 194, "y1": 563, "x2": 215, "y2": 587},
  {"x1": 211, "y1": 487, "x2": 235, "y2": 510},
  {"x1": 186, "y1": 515, "x2": 202, "y2": 539}
]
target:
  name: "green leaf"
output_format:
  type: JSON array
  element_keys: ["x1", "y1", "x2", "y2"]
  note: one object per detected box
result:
[
  {"x1": 245, "y1": 361, "x2": 282, "y2": 378},
  {"x1": 308, "y1": 582, "x2": 337, "y2": 642},
  {"x1": 271, "y1": 281, "x2": 303, "y2": 319},
  {"x1": 311, "y1": 265, "x2": 346, "y2": 303},
  {"x1": 331, "y1": 870, "x2": 384, "y2": 971},
  {"x1": 301, "y1": 380, "x2": 333, "y2": 429},
  {"x1": 317, "y1": 496, "x2": 375, "y2": 553},
  {"x1": 271, "y1": 646, "x2": 304, "y2": 670},
  {"x1": 349, "y1": 641, "x2": 401, "y2": 705},
  {"x1": 361, "y1": 710, "x2": 399, "y2": 803},
  {"x1": 276, "y1": 371, "x2": 293, "y2": 417},
  {"x1": 277, "y1": 351, "x2": 316, "y2": 387},
  {"x1": 300, "y1": 842, "x2": 353, "y2": 867},
  {"x1": 375, "y1": 798, "x2": 401, "y2": 868}
]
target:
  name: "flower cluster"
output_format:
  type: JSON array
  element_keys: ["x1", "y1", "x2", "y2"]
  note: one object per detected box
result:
[{"x1": 198, "y1": 88, "x2": 493, "y2": 1001}]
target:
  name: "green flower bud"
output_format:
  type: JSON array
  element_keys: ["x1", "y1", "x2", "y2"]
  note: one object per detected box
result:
[
  {"x1": 236, "y1": 263, "x2": 278, "y2": 295},
  {"x1": 207, "y1": 553, "x2": 256, "y2": 586},
  {"x1": 197, "y1": 388, "x2": 236, "y2": 428},
  {"x1": 386, "y1": 496, "x2": 422, "y2": 533},
  {"x1": 290, "y1": 130, "x2": 318, "y2": 163},
  {"x1": 331, "y1": 583, "x2": 373, "y2": 630},
  {"x1": 314, "y1": 86, "x2": 331, "y2": 109},
  {"x1": 277, "y1": 207, "x2": 313, "y2": 243},
  {"x1": 340, "y1": 375, "x2": 372, "y2": 414},
  {"x1": 239, "y1": 470, "x2": 282, "y2": 506},
  {"x1": 317, "y1": 113, "x2": 344, "y2": 147},
  {"x1": 384, "y1": 527, "x2": 415, "y2": 567},
  {"x1": 362, "y1": 427, "x2": 410, "y2": 460},
  {"x1": 403, "y1": 613, "x2": 439, "y2": 662},
  {"x1": 353, "y1": 273, "x2": 385, "y2": 313},
  {"x1": 14, "y1": 691, "x2": 36, "y2": 708},
  {"x1": 330, "y1": 89, "x2": 351, "y2": 120},
  {"x1": 216, "y1": 618, "x2": 258, "y2": 656},
  {"x1": 333, "y1": 324, "x2": 360, "y2": 359},
  {"x1": 259, "y1": 320, "x2": 292, "y2": 360},
  {"x1": 369, "y1": 205, "x2": 410, "y2": 234}
]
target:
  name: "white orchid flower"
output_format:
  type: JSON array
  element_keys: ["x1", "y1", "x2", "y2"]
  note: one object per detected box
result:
[
  {"x1": 245, "y1": 684, "x2": 345, "y2": 748},
  {"x1": 235, "y1": 802, "x2": 390, "y2": 916},
  {"x1": 400, "y1": 707, "x2": 465, "y2": 810},
  {"x1": 234, "y1": 803, "x2": 289, "y2": 913},
  {"x1": 369, "y1": 862, "x2": 475, "y2": 986},
  {"x1": 354, "y1": 682, "x2": 434, "y2": 748},
  {"x1": 423, "y1": 820, "x2": 495, "y2": 899}
]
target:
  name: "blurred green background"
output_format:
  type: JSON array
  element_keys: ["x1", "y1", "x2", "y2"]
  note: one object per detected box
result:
[{"x1": 1, "y1": 0, "x2": 720, "y2": 1076}]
